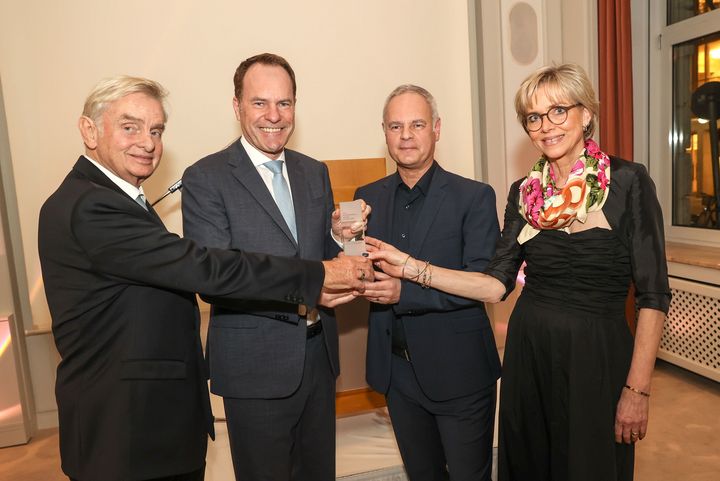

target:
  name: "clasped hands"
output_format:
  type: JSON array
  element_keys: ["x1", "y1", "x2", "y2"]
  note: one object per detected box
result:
[
  {"x1": 318, "y1": 200, "x2": 373, "y2": 307},
  {"x1": 318, "y1": 234, "x2": 413, "y2": 308}
]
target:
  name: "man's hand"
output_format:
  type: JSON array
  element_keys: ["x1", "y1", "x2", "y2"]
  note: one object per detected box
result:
[
  {"x1": 317, "y1": 287, "x2": 358, "y2": 308},
  {"x1": 359, "y1": 271, "x2": 401, "y2": 304},
  {"x1": 321, "y1": 255, "x2": 374, "y2": 293},
  {"x1": 331, "y1": 200, "x2": 372, "y2": 243}
]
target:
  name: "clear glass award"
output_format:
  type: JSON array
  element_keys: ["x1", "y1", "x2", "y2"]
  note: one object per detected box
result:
[{"x1": 339, "y1": 200, "x2": 367, "y2": 256}]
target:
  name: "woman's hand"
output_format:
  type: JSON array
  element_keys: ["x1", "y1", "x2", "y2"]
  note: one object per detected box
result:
[
  {"x1": 365, "y1": 236, "x2": 412, "y2": 279},
  {"x1": 614, "y1": 387, "x2": 650, "y2": 444}
]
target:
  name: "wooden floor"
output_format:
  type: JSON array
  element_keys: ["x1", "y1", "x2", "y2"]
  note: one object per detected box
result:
[
  {"x1": 336, "y1": 387, "x2": 386, "y2": 417},
  {"x1": 1, "y1": 361, "x2": 718, "y2": 481}
]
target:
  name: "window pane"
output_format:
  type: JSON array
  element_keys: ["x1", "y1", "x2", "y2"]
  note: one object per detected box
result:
[
  {"x1": 668, "y1": 0, "x2": 720, "y2": 25},
  {"x1": 672, "y1": 33, "x2": 720, "y2": 229}
]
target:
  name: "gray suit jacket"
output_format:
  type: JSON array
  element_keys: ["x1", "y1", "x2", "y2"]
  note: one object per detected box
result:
[{"x1": 182, "y1": 139, "x2": 340, "y2": 398}]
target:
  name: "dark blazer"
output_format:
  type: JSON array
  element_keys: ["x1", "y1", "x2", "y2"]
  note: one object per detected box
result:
[
  {"x1": 181, "y1": 139, "x2": 340, "y2": 398},
  {"x1": 38, "y1": 157, "x2": 324, "y2": 481},
  {"x1": 356, "y1": 164, "x2": 502, "y2": 401}
]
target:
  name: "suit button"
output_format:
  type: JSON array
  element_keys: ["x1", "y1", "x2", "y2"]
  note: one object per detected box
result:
[{"x1": 385, "y1": 329, "x2": 390, "y2": 335}]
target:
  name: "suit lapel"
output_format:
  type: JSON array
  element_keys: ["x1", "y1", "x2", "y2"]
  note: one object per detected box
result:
[
  {"x1": 228, "y1": 141, "x2": 298, "y2": 247},
  {"x1": 146, "y1": 202, "x2": 164, "y2": 223},
  {"x1": 73, "y1": 157, "x2": 165, "y2": 226},
  {"x1": 409, "y1": 165, "x2": 448, "y2": 256},
  {"x1": 368, "y1": 174, "x2": 398, "y2": 241},
  {"x1": 286, "y1": 152, "x2": 308, "y2": 250}
]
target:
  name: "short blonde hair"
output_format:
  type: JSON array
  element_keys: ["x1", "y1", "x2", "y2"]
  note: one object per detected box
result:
[
  {"x1": 82, "y1": 76, "x2": 168, "y2": 128},
  {"x1": 514, "y1": 63, "x2": 599, "y2": 139}
]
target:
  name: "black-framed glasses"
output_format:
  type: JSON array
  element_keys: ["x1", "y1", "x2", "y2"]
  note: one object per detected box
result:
[{"x1": 524, "y1": 104, "x2": 581, "y2": 132}]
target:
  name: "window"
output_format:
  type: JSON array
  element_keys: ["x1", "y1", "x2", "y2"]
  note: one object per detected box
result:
[
  {"x1": 671, "y1": 33, "x2": 720, "y2": 228},
  {"x1": 647, "y1": 2, "x2": 720, "y2": 243},
  {"x1": 668, "y1": 0, "x2": 720, "y2": 25}
]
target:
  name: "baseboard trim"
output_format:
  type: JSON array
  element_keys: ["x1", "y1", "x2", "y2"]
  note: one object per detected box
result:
[
  {"x1": 336, "y1": 387, "x2": 386, "y2": 417},
  {"x1": 35, "y1": 409, "x2": 58, "y2": 430},
  {"x1": 0, "y1": 422, "x2": 30, "y2": 448}
]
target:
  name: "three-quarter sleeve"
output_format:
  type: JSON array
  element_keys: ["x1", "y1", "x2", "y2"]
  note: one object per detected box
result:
[
  {"x1": 627, "y1": 164, "x2": 672, "y2": 314},
  {"x1": 484, "y1": 179, "x2": 527, "y2": 299}
]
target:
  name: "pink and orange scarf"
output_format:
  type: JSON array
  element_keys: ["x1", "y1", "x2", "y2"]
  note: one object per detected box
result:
[{"x1": 517, "y1": 139, "x2": 611, "y2": 244}]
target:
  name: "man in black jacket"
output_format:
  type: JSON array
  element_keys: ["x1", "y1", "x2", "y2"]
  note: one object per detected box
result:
[{"x1": 357, "y1": 84, "x2": 501, "y2": 481}]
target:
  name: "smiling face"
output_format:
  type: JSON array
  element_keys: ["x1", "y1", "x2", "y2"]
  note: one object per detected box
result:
[
  {"x1": 233, "y1": 63, "x2": 295, "y2": 160},
  {"x1": 526, "y1": 84, "x2": 590, "y2": 167},
  {"x1": 80, "y1": 92, "x2": 165, "y2": 187},
  {"x1": 383, "y1": 92, "x2": 440, "y2": 173}
]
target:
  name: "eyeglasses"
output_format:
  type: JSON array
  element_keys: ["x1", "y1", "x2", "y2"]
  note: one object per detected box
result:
[{"x1": 523, "y1": 104, "x2": 581, "y2": 132}]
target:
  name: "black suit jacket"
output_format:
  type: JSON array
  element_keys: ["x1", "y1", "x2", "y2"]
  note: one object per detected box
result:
[
  {"x1": 38, "y1": 157, "x2": 324, "y2": 481},
  {"x1": 181, "y1": 139, "x2": 340, "y2": 398},
  {"x1": 355, "y1": 164, "x2": 502, "y2": 401}
]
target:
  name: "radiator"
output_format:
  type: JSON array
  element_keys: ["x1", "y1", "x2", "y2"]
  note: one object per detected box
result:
[{"x1": 658, "y1": 278, "x2": 720, "y2": 382}]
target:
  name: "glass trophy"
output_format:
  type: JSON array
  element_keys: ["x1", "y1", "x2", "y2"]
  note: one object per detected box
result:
[{"x1": 339, "y1": 200, "x2": 367, "y2": 256}]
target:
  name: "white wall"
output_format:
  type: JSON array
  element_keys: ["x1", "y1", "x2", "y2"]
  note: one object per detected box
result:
[
  {"x1": 475, "y1": 0, "x2": 597, "y2": 344},
  {"x1": 0, "y1": 0, "x2": 600, "y2": 425},
  {"x1": 0, "y1": 0, "x2": 479, "y2": 425}
]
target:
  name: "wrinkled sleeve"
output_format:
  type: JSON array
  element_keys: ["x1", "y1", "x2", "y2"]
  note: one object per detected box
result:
[
  {"x1": 628, "y1": 165, "x2": 671, "y2": 314},
  {"x1": 71, "y1": 188, "x2": 324, "y2": 305},
  {"x1": 483, "y1": 179, "x2": 526, "y2": 299}
]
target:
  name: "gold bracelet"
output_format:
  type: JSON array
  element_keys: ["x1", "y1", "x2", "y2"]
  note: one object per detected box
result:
[
  {"x1": 413, "y1": 261, "x2": 430, "y2": 287},
  {"x1": 400, "y1": 255, "x2": 412, "y2": 279},
  {"x1": 411, "y1": 260, "x2": 429, "y2": 282},
  {"x1": 624, "y1": 384, "x2": 650, "y2": 397},
  {"x1": 420, "y1": 263, "x2": 433, "y2": 289}
]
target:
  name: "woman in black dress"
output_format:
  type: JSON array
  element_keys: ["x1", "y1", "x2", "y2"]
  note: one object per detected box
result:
[{"x1": 366, "y1": 63, "x2": 670, "y2": 481}]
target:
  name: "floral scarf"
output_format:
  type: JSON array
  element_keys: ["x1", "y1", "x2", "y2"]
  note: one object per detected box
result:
[{"x1": 517, "y1": 139, "x2": 611, "y2": 244}]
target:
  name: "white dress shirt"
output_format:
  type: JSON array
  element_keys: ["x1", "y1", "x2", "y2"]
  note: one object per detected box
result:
[
  {"x1": 84, "y1": 155, "x2": 146, "y2": 202},
  {"x1": 240, "y1": 136, "x2": 294, "y2": 203}
]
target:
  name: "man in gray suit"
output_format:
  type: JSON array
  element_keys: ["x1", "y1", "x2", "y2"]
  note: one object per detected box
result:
[{"x1": 182, "y1": 53, "x2": 367, "y2": 481}]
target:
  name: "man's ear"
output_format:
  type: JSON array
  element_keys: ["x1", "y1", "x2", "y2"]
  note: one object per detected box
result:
[
  {"x1": 78, "y1": 116, "x2": 99, "y2": 150},
  {"x1": 433, "y1": 117, "x2": 442, "y2": 141},
  {"x1": 232, "y1": 97, "x2": 241, "y2": 121}
]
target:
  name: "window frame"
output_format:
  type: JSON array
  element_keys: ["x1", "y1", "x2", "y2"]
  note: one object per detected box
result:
[{"x1": 649, "y1": 2, "x2": 720, "y2": 246}]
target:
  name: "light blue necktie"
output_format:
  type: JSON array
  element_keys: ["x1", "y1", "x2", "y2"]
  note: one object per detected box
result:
[
  {"x1": 135, "y1": 193, "x2": 149, "y2": 211},
  {"x1": 264, "y1": 160, "x2": 297, "y2": 241}
]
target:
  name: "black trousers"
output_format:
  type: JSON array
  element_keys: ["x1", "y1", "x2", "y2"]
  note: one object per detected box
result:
[
  {"x1": 386, "y1": 354, "x2": 497, "y2": 481},
  {"x1": 223, "y1": 334, "x2": 336, "y2": 481}
]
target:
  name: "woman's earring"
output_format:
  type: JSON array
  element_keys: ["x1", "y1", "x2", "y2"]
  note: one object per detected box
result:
[{"x1": 583, "y1": 124, "x2": 589, "y2": 133}]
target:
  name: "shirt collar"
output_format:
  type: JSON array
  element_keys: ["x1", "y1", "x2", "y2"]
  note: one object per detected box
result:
[
  {"x1": 241, "y1": 136, "x2": 286, "y2": 168},
  {"x1": 83, "y1": 155, "x2": 144, "y2": 199},
  {"x1": 395, "y1": 160, "x2": 438, "y2": 195}
]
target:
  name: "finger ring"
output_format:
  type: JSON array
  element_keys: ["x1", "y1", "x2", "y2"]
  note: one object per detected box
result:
[{"x1": 630, "y1": 431, "x2": 639, "y2": 437}]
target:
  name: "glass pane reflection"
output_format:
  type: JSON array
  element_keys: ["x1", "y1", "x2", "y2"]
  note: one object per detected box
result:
[
  {"x1": 672, "y1": 33, "x2": 720, "y2": 229},
  {"x1": 668, "y1": 0, "x2": 720, "y2": 25}
]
